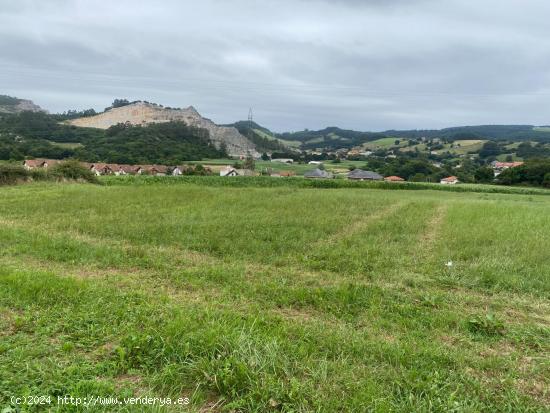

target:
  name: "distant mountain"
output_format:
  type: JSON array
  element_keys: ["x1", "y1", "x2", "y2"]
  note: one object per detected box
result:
[
  {"x1": 276, "y1": 125, "x2": 550, "y2": 151},
  {"x1": 68, "y1": 101, "x2": 259, "y2": 157},
  {"x1": 0, "y1": 95, "x2": 45, "y2": 114}
]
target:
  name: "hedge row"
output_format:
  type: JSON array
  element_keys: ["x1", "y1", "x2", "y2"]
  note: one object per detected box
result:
[
  {"x1": 0, "y1": 161, "x2": 98, "y2": 185},
  {"x1": 101, "y1": 175, "x2": 550, "y2": 196}
]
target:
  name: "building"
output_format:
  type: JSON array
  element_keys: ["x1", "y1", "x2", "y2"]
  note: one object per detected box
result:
[
  {"x1": 220, "y1": 166, "x2": 238, "y2": 177},
  {"x1": 23, "y1": 159, "x2": 46, "y2": 169},
  {"x1": 308, "y1": 161, "x2": 323, "y2": 165},
  {"x1": 491, "y1": 161, "x2": 524, "y2": 177},
  {"x1": 304, "y1": 168, "x2": 333, "y2": 179},
  {"x1": 347, "y1": 169, "x2": 383, "y2": 181},
  {"x1": 271, "y1": 158, "x2": 294, "y2": 164},
  {"x1": 23, "y1": 159, "x2": 60, "y2": 170},
  {"x1": 440, "y1": 176, "x2": 459, "y2": 185},
  {"x1": 141, "y1": 165, "x2": 168, "y2": 176},
  {"x1": 90, "y1": 163, "x2": 112, "y2": 175},
  {"x1": 384, "y1": 175, "x2": 405, "y2": 182}
]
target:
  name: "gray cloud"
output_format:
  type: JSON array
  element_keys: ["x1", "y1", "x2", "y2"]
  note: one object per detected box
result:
[{"x1": 1, "y1": 0, "x2": 550, "y2": 131}]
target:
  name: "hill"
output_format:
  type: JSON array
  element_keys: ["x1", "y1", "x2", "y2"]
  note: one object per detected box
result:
[
  {"x1": 228, "y1": 120, "x2": 298, "y2": 153},
  {"x1": 0, "y1": 111, "x2": 225, "y2": 163},
  {"x1": 68, "y1": 101, "x2": 258, "y2": 157},
  {"x1": 0, "y1": 94, "x2": 44, "y2": 114},
  {"x1": 277, "y1": 125, "x2": 550, "y2": 151}
]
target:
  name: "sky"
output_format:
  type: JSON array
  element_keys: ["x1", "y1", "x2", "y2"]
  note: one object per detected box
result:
[{"x1": 1, "y1": 0, "x2": 550, "y2": 132}]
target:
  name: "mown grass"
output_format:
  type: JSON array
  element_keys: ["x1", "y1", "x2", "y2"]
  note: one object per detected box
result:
[{"x1": 0, "y1": 182, "x2": 549, "y2": 412}]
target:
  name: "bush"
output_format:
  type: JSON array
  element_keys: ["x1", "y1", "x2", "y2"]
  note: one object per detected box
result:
[
  {"x1": 0, "y1": 164, "x2": 28, "y2": 185},
  {"x1": 49, "y1": 160, "x2": 98, "y2": 183}
]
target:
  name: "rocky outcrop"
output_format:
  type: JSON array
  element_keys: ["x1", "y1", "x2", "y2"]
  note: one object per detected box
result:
[
  {"x1": 67, "y1": 102, "x2": 258, "y2": 157},
  {"x1": 0, "y1": 96, "x2": 45, "y2": 114}
]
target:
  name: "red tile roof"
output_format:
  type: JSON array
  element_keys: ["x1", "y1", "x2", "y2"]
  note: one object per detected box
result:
[{"x1": 384, "y1": 175, "x2": 404, "y2": 182}]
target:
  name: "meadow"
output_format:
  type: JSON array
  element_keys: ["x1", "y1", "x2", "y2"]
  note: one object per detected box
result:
[{"x1": 0, "y1": 180, "x2": 549, "y2": 412}]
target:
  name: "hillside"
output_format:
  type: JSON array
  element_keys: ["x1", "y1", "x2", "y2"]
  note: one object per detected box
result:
[
  {"x1": 0, "y1": 95, "x2": 44, "y2": 114},
  {"x1": 0, "y1": 111, "x2": 225, "y2": 163},
  {"x1": 277, "y1": 125, "x2": 550, "y2": 151},
  {"x1": 68, "y1": 101, "x2": 259, "y2": 157},
  {"x1": 229, "y1": 120, "x2": 298, "y2": 153}
]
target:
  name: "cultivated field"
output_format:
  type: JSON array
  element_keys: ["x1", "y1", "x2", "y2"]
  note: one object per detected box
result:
[{"x1": 0, "y1": 181, "x2": 549, "y2": 412}]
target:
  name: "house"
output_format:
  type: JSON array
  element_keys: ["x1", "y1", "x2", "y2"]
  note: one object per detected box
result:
[
  {"x1": 90, "y1": 163, "x2": 111, "y2": 175},
  {"x1": 491, "y1": 161, "x2": 524, "y2": 177},
  {"x1": 308, "y1": 161, "x2": 323, "y2": 165},
  {"x1": 142, "y1": 165, "x2": 168, "y2": 176},
  {"x1": 23, "y1": 159, "x2": 46, "y2": 169},
  {"x1": 220, "y1": 166, "x2": 238, "y2": 177},
  {"x1": 384, "y1": 175, "x2": 405, "y2": 182},
  {"x1": 440, "y1": 176, "x2": 459, "y2": 185},
  {"x1": 171, "y1": 166, "x2": 185, "y2": 176},
  {"x1": 118, "y1": 165, "x2": 141, "y2": 175},
  {"x1": 304, "y1": 168, "x2": 333, "y2": 179},
  {"x1": 23, "y1": 159, "x2": 61, "y2": 169},
  {"x1": 347, "y1": 169, "x2": 383, "y2": 181},
  {"x1": 271, "y1": 158, "x2": 294, "y2": 164}
]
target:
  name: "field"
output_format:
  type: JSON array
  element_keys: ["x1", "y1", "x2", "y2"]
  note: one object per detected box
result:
[
  {"x1": 0, "y1": 181, "x2": 549, "y2": 412},
  {"x1": 189, "y1": 159, "x2": 368, "y2": 176}
]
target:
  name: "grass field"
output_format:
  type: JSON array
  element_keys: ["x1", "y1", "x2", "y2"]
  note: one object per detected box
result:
[
  {"x1": 0, "y1": 181, "x2": 549, "y2": 412},
  {"x1": 189, "y1": 159, "x2": 368, "y2": 176}
]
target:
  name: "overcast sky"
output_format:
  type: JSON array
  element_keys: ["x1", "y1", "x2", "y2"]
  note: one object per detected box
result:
[{"x1": 1, "y1": 0, "x2": 550, "y2": 131}]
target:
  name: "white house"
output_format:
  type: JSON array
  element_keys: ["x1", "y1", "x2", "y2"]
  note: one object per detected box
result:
[
  {"x1": 308, "y1": 161, "x2": 323, "y2": 165},
  {"x1": 220, "y1": 166, "x2": 238, "y2": 177},
  {"x1": 271, "y1": 158, "x2": 294, "y2": 164}
]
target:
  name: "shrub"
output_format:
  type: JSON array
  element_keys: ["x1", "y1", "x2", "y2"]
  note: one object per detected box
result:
[
  {"x1": 467, "y1": 313, "x2": 505, "y2": 336},
  {"x1": 49, "y1": 160, "x2": 98, "y2": 183},
  {"x1": 0, "y1": 164, "x2": 28, "y2": 185}
]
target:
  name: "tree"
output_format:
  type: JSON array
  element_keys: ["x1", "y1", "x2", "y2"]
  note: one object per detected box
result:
[
  {"x1": 243, "y1": 154, "x2": 255, "y2": 170},
  {"x1": 474, "y1": 166, "x2": 494, "y2": 183},
  {"x1": 112, "y1": 99, "x2": 131, "y2": 108},
  {"x1": 261, "y1": 152, "x2": 270, "y2": 161},
  {"x1": 479, "y1": 141, "x2": 500, "y2": 159}
]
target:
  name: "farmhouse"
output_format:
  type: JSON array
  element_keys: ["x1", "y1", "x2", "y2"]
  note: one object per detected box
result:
[
  {"x1": 304, "y1": 168, "x2": 333, "y2": 179},
  {"x1": 90, "y1": 163, "x2": 112, "y2": 175},
  {"x1": 491, "y1": 161, "x2": 524, "y2": 176},
  {"x1": 384, "y1": 175, "x2": 405, "y2": 182},
  {"x1": 23, "y1": 159, "x2": 60, "y2": 169},
  {"x1": 220, "y1": 166, "x2": 238, "y2": 177},
  {"x1": 23, "y1": 159, "x2": 46, "y2": 169},
  {"x1": 347, "y1": 169, "x2": 383, "y2": 181},
  {"x1": 141, "y1": 165, "x2": 168, "y2": 176},
  {"x1": 440, "y1": 176, "x2": 459, "y2": 185}
]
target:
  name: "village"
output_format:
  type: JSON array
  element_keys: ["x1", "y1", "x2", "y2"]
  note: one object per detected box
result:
[{"x1": 21, "y1": 157, "x2": 524, "y2": 185}]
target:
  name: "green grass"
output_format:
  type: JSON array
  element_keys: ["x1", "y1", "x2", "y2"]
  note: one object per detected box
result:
[
  {"x1": 0, "y1": 181, "x2": 549, "y2": 412},
  {"x1": 252, "y1": 129, "x2": 301, "y2": 148},
  {"x1": 46, "y1": 141, "x2": 84, "y2": 149},
  {"x1": 362, "y1": 137, "x2": 405, "y2": 150}
]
